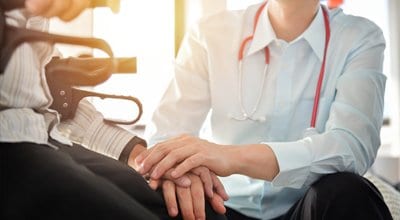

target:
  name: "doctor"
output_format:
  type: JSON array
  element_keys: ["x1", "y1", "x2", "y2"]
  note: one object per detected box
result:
[{"x1": 136, "y1": 0, "x2": 393, "y2": 219}]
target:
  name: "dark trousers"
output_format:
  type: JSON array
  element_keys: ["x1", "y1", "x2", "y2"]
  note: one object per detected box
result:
[
  {"x1": 0, "y1": 142, "x2": 225, "y2": 220},
  {"x1": 226, "y1": 172, "x2": 393, "y2": 220}
]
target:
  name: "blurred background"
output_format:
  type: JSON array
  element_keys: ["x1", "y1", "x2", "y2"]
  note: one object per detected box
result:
[{"x1": 48, "y1": 0, "x2": 400, "y2": 185}]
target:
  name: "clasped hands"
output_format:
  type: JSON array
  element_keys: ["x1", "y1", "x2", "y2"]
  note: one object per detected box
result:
[{"x1": 132, "y1": 135, "x2": 238, "y2": 220}]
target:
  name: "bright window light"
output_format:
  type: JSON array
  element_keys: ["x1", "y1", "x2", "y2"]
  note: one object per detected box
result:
[{"x1": 92, "y1": 0, "x2": 175, "y2": 125}]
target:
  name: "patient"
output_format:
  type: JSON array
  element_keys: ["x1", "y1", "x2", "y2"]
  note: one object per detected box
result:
[{"x1": 0, "y1": 1, "x2": 227, "y2": 219}]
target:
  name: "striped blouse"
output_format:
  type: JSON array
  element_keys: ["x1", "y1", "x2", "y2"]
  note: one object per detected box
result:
[{"x1": 0, "y1": 10, "x2": 142, "y2": 160}]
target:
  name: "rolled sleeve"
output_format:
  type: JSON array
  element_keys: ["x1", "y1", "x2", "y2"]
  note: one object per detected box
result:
[
  {"x1": 118, "y1": 136, "x2": 147, "y2": 163},
  {"x1": 57, "y1": 99, "x2": 140, "y2": 160}
]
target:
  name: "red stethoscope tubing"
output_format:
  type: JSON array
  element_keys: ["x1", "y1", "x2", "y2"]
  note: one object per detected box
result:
[{"x1": 238, "y1": 2, "x2": 331, "y2": 128}]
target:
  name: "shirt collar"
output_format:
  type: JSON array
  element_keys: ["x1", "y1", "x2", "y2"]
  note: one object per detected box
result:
[
  {"x1": 245, "y1": 4, "x2": 328, "y2": 61},
  {"x1": 246, "y1": 3, "x2": 276, "y2": 57},
  {"x1": 301, "y1": 6, "x2": 327, "y2": 61}
]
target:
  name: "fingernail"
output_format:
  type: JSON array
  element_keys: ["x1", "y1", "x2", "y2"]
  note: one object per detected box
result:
[
  {"x1": 137, "y1": 163, "x2": 144, "y2": 174},
  {"x1": 224, "y1": 194, "x2": 230, "y2": 201},
  {"x1": 149, "y1": 181, "x2": 157, "y2": 190},
  {"x1": 169, "y1": 207, "x2": 178, "y2": 216}
]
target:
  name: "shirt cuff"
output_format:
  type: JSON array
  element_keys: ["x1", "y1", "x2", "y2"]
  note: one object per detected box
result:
[
  {"x1": 118, "y1": 136, "x2": 147, "y2": 164},
  {"x1": 266, "y1": 140, "x2": 313, "y2": 188}
]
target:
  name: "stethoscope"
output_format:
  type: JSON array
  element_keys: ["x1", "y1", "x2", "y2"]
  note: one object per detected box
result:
[{"x1": 230, "y1": 1, "x2": 331, "y2": 130}]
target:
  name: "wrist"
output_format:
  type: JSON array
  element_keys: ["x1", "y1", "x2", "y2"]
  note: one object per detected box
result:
[
  {"x1": 231, "y1": 144, "x2": 279, "y2": 181},
  {"x1": 118, "y1": 136, "x2": 147, "y2": 164},
  {"x1": 225, "y1": 145, "x2": 242, "y2": 175},
  {"x1": 127, "y1": 144, "x2": 147, "y2": 170}
]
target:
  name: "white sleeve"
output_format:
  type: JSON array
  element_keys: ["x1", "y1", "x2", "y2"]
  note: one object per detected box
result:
[
  {"x1": 268, "y1": 25, "x2": 386, "y2": 188},
  {"x1": 146, "y1": 24, "x2": 211, "y2": 146}
]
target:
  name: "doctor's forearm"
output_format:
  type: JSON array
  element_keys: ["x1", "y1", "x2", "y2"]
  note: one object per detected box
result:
[{"x1": 230, "y1": 144, "x2": 280, "y2": 181}]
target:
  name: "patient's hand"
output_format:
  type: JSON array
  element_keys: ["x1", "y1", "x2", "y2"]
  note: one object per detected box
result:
[
  {"x1": 147, "y1": 167, "x2": 228, "y2": 219},
  {"x1": 161, "y1": 173, "x2": 227, "y2": 219}
]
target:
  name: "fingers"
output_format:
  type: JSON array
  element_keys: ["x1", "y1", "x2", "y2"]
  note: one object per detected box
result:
[
  {"x1": 135, "y1": 135, "x2": 187, "y2": 165},
  {"x1": 209, "y1": 194, "x2": 226, "y2": 215},
  {"x1": 162, "y1": 180, "x2": 179, "y2": 217},
  {"x1": 148, "y1": 179, "x2": 160, "y2": 190},
  {"x1": 163, "y1": 169, "x2": 191, "y2": 188},
  {"x1": 135, "y1": 135, "x2": 193, "y2": 176},
  {"x1": 190, "y1": 167, "x2": 229, "y2": 201},
  {"x1": 171, "y1": 154, "x2": 204, "y2": 179},
  {"x1": 149, "y1": 175, "x2": 191, "y2": 191},
  {"x1": 150, "y1": 147, "x2": 195, "y2": 179},
  {"x1": 191, "y1": 166, "x2": 214, "y2": 198},
  {"x1": 211, "y1": 173, "x2": 229, "y2": 201},
  {"x1": 127, "y1": 144, "x2": 148, "y2": 170},
  {"x1": 189, "y1": 174, "x2": 206, "y2": 220},
  {"x1": 135, "y1": 146, "x2": 152, "y2": 165},
  {"x1": 161, "y1": 169, "x2": 224, "y2": 219},
  {"x1": 136, "y1": 142, "x2": 177, "y2": 176},
  {"x1": 176, "y1": 186, "x2": 195, "y2": 220}
]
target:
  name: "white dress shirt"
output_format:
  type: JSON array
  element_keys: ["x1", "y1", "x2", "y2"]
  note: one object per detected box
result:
[
  {"x1": 0, "y1": 10, "x2": 139, "y2": 160},
  {"x1": 146, "y1": 3, "x2": 386, "y2": 219}
]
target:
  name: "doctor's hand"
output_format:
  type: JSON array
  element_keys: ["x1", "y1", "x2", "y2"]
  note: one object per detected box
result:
[
  {"x1": 25, "y1": 0, "x2": 90, "y2": 21},
  {"x1": 128, "y1": 144, "x2": 193, "y2": 188},
  {"x1": 135, "y1": 134, "x2": 238, "y2": 180},
  {"x1": 136, "y1": 135, "x2": 280, "y2": 181},
  {"x1": 128, "y1": 144, "x2": 229, "y2": 200}
]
